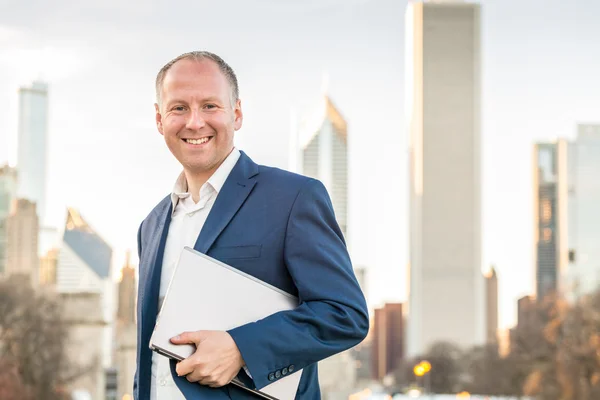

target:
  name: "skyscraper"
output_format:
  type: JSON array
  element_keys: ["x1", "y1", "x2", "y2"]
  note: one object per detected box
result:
[
  {"x1": 39, "y1": 247, "x2": 59, "y2": 285},
  {"x1": 17, "y1": 81, "x2": 49, "y2": 226},
  {"x1": 56, "y1": 208, "x2": 114, "y2": 371},
  {"x1": 117, "y1": 251, "x2": 137, "y2": 325},
  {"x1": 406, "y1": 1, "x2": 484, "y2": 356},
  {"x1": 115, "y1": 252, "x2": 137, "y2": 400},
  {"x1": 295, "y1": 93, "x2": 348, "y2": 238},
  {"x1": 0, "y1": 165, "x2": 17, "y2": 275},
  {"x1": 565, "y1": 124, "x2": 600, "y2": 298},
  {"x1": 372, "y1": 303, "x2": 404, "y2": 381},
  {"x1": 484, "y1": 266, "x2": 498, "y2": 344},
  {"x1": 533, "y1": 140, "x2": 569, "y2": 299},
  {"x1": 6, "y1": 199, "x2": 39, "y2": 286}
]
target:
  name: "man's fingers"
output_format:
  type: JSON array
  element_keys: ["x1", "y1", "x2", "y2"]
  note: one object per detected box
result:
[
  {"x1": 175, "y1": 359, "x2": 195, "y2": 377},
  {"x1": 170, "y1": 330, "x2": 208, "y2": 345}
]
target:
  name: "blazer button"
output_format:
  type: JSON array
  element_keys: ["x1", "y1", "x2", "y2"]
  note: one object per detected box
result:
[
  {"x1": 282, "y1": 367, "x2": 288, "y2": 375},
  {"x1": 289, "y1": 364, "x2": 295, "y2": 373},
  {"x1": 268, "y1": 373, "x2": 275, "y2": 381},
  {"x1": 275, "y1": 370, "x2": 282, "y2": 379}
]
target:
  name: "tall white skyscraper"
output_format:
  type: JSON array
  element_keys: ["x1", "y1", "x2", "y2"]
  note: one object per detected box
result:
[
  {"x1": 17, "y1": 81, "x2": 49, "y2": 226},
  {"x1": 294, "y1": 93, "x2": 348, "y2": 238},
  {"x1": 406, "y1": 1, "x2": 485, "y2": 356}
]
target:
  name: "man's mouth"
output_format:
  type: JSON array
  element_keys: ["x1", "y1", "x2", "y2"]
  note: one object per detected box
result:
[{"x1": 183, "y1": 137, "x2": 212, "y2": 145}]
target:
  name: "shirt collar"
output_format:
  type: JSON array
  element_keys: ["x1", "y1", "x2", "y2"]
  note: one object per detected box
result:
[{"x1": 170, "y1": 148, "x2": 241, "y2": 212}]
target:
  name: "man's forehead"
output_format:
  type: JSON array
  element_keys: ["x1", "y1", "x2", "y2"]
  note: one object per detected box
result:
[
  {"x1": 165, "y1": 58, "x2": 221, "y2": 80},
  {"x1": 158, "y1": 57, "x2": 235, "y2": 105}
]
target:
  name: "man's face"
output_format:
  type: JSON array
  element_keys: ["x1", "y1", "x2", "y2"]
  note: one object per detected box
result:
[{"x1": 155, "y1": 59, "x2": 243, "y2": 177}]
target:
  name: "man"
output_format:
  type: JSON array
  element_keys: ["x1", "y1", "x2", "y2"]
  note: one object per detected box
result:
[{"x1": 134, "y1": 51, "x2": 368, "y2": 399}]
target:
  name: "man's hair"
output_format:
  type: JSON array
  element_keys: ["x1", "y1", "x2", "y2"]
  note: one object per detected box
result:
[{"x1": 155, "y1": 51, "x2": 239, "y2": 107}]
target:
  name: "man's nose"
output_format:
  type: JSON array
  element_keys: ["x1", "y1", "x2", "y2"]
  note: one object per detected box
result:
[{"x1": 186, "y1": 109, "x2": 206, "y2": 130}]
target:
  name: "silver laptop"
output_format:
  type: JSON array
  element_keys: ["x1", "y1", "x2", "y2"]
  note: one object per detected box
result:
[{"x1": 150, "y1": 246, "x2": 302, "y2": 400}]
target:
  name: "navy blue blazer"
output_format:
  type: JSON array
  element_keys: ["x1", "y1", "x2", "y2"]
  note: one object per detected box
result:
[{"x1": 134, "y1": 151, "x2": 369, "y2": 399}]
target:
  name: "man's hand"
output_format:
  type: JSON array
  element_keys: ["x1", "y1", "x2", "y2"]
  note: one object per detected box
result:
[{"x1": 170, "y1": 330, "x2": 245, "y2": 387}]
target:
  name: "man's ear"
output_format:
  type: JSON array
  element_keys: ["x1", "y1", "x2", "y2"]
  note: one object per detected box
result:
[
  {"x1": 233, "y1": 99, "x2": 243, "y2": 131},
  {"x1": 155, "y1": 103, "x2": 164, "y2": 135}
]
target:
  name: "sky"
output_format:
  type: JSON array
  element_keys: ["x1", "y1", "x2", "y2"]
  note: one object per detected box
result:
[{"x1": 1, "y1": 0, "x2": 600, "y2": 330}]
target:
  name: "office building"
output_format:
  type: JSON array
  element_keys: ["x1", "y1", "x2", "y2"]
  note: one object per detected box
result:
[
  {"x1": 372, "y1": 303, "x2": 404, "y2": 380},
  {"x1": 16, "y1": 81, "x2": 49, "y2": 226},
  {"x1": 407, "y1": 0, "x2": 485, "y2": 355}
]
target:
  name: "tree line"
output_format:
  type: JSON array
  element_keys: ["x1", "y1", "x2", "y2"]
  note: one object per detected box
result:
[{"x1": 392, "y1": 290, "x2": 600, "y2": 399}]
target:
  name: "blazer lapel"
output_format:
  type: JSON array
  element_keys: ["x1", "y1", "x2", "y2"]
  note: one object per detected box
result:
[
  {"x1": 140, "y1": 200, "x2": 172, "y2": 342},
  {"x1": 137, "y1": 198, "x2": 172, "y2": 398},
  {"x1": 194, "y1": 151, "x2": 259, "y2": 254}
]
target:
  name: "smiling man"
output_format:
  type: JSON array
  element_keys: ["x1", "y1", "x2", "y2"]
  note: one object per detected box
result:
[{"x1": 134, "y1": 51, "x2": 369, "y2": 400}]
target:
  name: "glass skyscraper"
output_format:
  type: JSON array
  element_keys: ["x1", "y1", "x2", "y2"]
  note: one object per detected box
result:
[
  {"x1": 566, "y1": 125, "x2": 600, "y2": 297},
  {"x1": 17, "y1": 81, "x2": 49, "y2": 226}
]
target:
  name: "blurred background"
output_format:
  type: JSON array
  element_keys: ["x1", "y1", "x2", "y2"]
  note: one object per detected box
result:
[{"x1": 1, "y1": 0, "x2": 599, "y2": 399}]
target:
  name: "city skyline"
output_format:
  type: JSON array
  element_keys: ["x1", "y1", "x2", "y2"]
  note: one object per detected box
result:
[{"x1": 1, "y1": 0, "x2": 600, "y2": 330}]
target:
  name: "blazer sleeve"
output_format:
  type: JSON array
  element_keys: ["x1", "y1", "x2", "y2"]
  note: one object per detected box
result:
[{"x1": 227, "y1": 178, "x2": 369, "y2": 389}]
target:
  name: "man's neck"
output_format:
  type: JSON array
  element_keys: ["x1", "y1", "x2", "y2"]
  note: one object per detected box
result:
[
  {"x1": 184, "y1": 169, "x2": 215, "y2": 203},
  {"x1": 183, "y1": 149, "x2": 233, "y2": 203}
]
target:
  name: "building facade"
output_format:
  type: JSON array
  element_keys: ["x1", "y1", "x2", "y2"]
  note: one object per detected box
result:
[
  {"x1": 295, "y1": 94, "x2": 348, "y2": 238},
  {"x1": 6, "y1": 199, "x2": 39, "y2": 286},
  {"x1": 533, "y1": 140, "x2": 569, "y2": 299},
  {"x1": 116, "y1": 252, "x2": 137, "y2": 400},
  {"x1": 485, "y1": 267, "x2": 498, "y2": 344},
  {"x1": 56, "y1": 208, "x2": 115, "y2": 397},
  {"x1": 0, "y1": 165, "x2": 17, "y2": 275},
  {"x1": 407, "y1": 1, "x2": 485, "y2": 356},
  {"x1": 17, "y1": 81, "x2": 49, "y2": 226},
  {"x1": 372, "y1": 303, "x2": 404, "y2": 381},
  {"x1": 565, "y1": 124, "x2": 600, "y2": 298}
]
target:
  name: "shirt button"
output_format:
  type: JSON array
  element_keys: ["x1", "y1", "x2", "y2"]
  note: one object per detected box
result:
[
  {"x1": 268, "y1": 373, "x2": 275, "y2": 381},
  {"x1": 289, "y1": 365, "x2": 295, "y2": 373},
  {"x1": 282, "y1": 367, "x2": 288, "y2": 375},
  {"x1": 275, "y1": 370, "x2": 282, "y2": 379},
  {"x1": 160, "y1": 379, "x2": 167, "y2": 386}
]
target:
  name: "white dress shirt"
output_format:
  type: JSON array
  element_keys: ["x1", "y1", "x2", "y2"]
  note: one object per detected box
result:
[{"x1": 150, "y1": 148, "x2": 241, "y2": 400}]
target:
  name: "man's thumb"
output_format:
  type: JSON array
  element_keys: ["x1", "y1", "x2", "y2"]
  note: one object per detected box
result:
[{"x1": 170, "y1": 330, "x2": 207, "y2": 344}]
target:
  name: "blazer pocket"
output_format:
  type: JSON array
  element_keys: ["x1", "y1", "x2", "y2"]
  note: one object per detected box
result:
[{"x1": 210, "y1": 245, "x2": 262, "y2": 260}]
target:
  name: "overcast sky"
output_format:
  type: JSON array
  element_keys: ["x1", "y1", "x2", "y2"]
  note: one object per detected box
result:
[{"x1": 1, "y1": 0, "x2": 599, "y2": 330}]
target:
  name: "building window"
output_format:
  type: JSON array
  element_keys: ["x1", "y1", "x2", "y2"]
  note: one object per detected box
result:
[
  {"x1": 541, "y1": 199, "x2": 552, "y2": 223},
  {"x1": 542, "y1": 228, "x2": 552, "y2": 242}
]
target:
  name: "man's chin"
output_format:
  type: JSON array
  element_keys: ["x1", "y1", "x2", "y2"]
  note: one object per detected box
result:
[{"x1": 182, "y1": 161, "x2": 216, "y2": 176}]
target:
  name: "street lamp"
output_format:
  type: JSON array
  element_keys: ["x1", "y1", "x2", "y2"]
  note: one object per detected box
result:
[{"x1": 413, "y1": 361, "x2": 431, "y2": 395}]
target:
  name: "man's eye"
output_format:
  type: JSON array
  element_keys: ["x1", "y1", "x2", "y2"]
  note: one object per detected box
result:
[
  {"x1": 204, "y1": 104, "x2": 216, "y2": 110},
  {"x1": 172, "y1": 106, "x2": 186, "y2": 111}
]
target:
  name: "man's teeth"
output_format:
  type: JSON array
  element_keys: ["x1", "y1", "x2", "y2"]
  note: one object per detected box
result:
[{"x1": 185, "y1": 137, "x2": 210, "y2": 145}]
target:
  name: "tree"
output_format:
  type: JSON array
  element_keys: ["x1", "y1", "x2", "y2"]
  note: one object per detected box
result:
[
  {"x1": 0, "y1": 359, "x2": 32, "y2": 400},
  {"x1": 462, "y1": 343, "x2": 517, "y2": 396},
  {"x1": 512, "y1": 290, "x2": 600, "y2": 400},
  {"x1": 548, "y1": 292, "x2": 600, "y2": 400},
  {"x1": 0, "y1": 276, "x2": 93, "y2": 399},
  {"x1": 394, "y1": 341, "x2": 465, "y2": 394}
]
